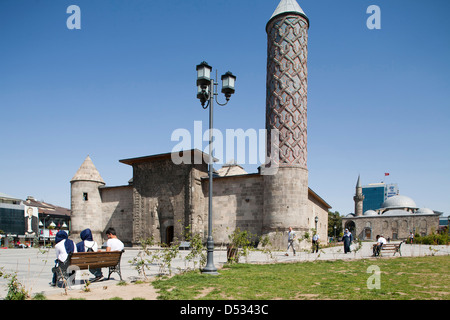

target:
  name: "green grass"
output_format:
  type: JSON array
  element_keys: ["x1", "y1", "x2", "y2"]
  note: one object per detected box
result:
[{"x1": 152, "y1": 255, "x2": 450, "y2": 300}]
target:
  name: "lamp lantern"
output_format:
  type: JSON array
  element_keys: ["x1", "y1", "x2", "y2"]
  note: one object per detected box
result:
[
  {"x1": 197, "y1": 85, "x2": 209, "y2": 106},
  {"x1": 221, "y1": 71, "x2": 236, "y2": 100},
  {"x1": 196, "y1": 61, "x2": 212, "y2": 87}
]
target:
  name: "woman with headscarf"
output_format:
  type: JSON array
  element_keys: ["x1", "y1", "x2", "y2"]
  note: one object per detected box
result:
[
  {"x1": 76, "y1": 228, "x2": 98, "y2": 252},
  {"x1": 342, "y1": 228, "x2": 353, "y2": 254},
  {"x1": 51, "y1": 230, "x2": 77, "y2": 286},
  {"x1": 76, "y1": 228, "x2": 103, "y2": 281}
]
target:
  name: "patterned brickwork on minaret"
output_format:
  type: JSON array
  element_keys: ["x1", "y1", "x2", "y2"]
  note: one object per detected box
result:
[
  {"x1": 263, "y1": 0, "x2": 311, "y2": 249},
  {"x1": 266, "y1": 1, "x2": 309, "y2": 167}
]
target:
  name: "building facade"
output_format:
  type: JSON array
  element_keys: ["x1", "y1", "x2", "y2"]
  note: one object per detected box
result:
[
  {"x1": 0, "y1": 193, "x2": 70, "y2": 247},
  {"x1": 343, "y1": 177, "x2": 442, "y2": 240},
  {"x1": 362, "y1": 183, "x2": 399, "y2": 212},
  {"x1": 69, "y1": 0, "x2": 331, "y2": 249}
]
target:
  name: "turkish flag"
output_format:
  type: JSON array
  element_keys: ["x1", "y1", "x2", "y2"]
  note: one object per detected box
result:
[{"x1": 385, "y1": 173, "x2": 390, "y2": 176}]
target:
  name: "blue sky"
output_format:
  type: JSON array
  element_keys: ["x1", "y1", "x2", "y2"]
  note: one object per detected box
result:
[{"x1": 0, "y1": 0, "x2": 449, "y2": 217}]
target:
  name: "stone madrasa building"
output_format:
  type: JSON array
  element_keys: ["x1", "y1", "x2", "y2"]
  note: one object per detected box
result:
[{"x1": 70, "y1": 0, "x2": 331, "y2": 248}]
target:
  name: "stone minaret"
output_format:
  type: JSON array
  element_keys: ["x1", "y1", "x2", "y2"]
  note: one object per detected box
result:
[
  {"x1": 263, "y1": 0, "x2": 310, "y2": 248},
  {"x1": 70, "y1": 156, "x2": 105, "y2": 245},
  {"x1": 354, "y1": 175, "x2": 364, "y2": 216}
]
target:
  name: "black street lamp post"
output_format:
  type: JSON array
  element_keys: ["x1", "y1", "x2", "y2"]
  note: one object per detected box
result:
[{"x1": 196, "y1": 61, "x2": 236, "y2": 274}]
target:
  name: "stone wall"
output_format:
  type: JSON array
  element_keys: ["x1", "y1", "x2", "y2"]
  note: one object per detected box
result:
[
  {"x1": 210, "y1": 174, "x2": 264, "y2": 244},
  {"x1": 307, "y1": 190, "x2": 330, "y2": 243},
  {"x1": 189, "y1": 163, "x2": 209, "y2": 237},
  {"x1": 343, "y1": 214, "x2": 440, "y2": 241},
  {"x1": 100, "y1": 185, "x2": 133, "y2": 246}
]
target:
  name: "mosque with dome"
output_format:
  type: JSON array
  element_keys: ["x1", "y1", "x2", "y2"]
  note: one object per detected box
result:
[{"x1": 342, "y1": 176, "x2": 442, "y2": 240}]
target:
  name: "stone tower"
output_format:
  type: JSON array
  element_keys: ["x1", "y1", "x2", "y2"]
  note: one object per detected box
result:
[
  {"x1": 263, "y1": 0, "x2": 311, "y2": 247},
  {"x1": 354, "y1": 175, "x2": 364, "y2": 216},
  {"x1": 70, "y1": 156, "x2": 105, "y2": 245}
]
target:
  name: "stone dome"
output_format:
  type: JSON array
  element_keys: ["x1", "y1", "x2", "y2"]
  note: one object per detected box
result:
[
  {"x1": 363, "y1": 210, "x2": 378, "y2": 216},
  {"x1": 381, "y1": 195, "x2": 417, "y2": 209},
  {"x1": 71, "y1": 155, "x2": 105, "y2": 184},
  {"x1": 416, "y1": 207, "x2": 434, "y2": 215},
  {"x1": 217, "y1": 162, "x2": 248, "y2": 177}
]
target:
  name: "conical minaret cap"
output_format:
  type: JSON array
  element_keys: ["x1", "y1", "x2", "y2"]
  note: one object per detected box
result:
[
  {"x1": 71, "y1": 155, "x2": 105, "y2": 184},
  {"x1": 356, "y1": 174, "x2": 362, "y2": 188},
  {"x1": 269, "y1": 0, "x2": 307, "y2": 20}
]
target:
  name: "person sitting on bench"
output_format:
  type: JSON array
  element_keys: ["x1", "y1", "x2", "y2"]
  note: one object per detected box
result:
[
  {"x1": 51, "y1": 230, "x2": 77, "y2": 286},
  {"x1": 373, "y1": 234, "x2": 386, "y2": 256},
  {"x1": 104, "y1": 227, "x2": 124, "y2": 252},
  {"x1": 76, "y1": 228, "x2": 103, "y2": 282}
]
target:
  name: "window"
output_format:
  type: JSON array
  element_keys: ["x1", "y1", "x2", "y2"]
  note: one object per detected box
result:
[
  {"x1": 364, "y1": 228, "x2": 372, "y2": 240},
  {"x1": 83, "y1": 193, "x2": 88, "y2": 201}
]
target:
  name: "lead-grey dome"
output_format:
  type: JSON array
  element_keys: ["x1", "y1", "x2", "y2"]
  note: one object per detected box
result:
[
  {"x1": 381, "y1": 195, "x2": 417, "y2": 209},
  {"x1": 363, "y1": 210, "x2": 378, "y2": 216},
  {"x1": 416, "y1": 207, "x2": 434, "y2": 215}
]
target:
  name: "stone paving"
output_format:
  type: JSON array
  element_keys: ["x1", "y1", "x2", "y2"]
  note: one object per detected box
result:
[{"x1": 1, "y1": 241, "x2": 449, "y2": 299}]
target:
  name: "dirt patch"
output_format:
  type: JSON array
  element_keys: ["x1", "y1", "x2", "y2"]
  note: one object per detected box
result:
[
  {"x1": 295, "y1": 293, "x2": 320, "y2": 299},
  {"x1": 194, "y1": 287, "x2": 215, "y2": 299},
  {"x1": 46, "y1": 282, "x2": 159, "y2": 300}
]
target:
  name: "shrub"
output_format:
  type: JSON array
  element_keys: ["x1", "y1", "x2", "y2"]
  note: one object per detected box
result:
[
  {"x1": 414, "y1": 232, "x2": 449, "y2": 245},
  {"x1": 227, "y1": 228, "x2": 255, "y2": 263},
  {"x1": 4, "y1": 273, "x2": 28, "y2": 300}
]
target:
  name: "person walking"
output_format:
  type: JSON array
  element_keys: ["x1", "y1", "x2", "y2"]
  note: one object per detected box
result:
[
  {"x1": 409, "y1": 232, "x2": 414, "y2": 244},
  {"x1": 342, "y1": 228, "x2": 353, "y2": 254},
  {"x1": 285, "y1": 227, "x2": 296, "y2": 256},
  {"x1": 312, "y1": 233, "x2": 319, "y2": 253}
]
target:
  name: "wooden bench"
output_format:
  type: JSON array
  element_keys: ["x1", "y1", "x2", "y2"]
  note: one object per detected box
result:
[
  {"x1": 179, "y1": 241, "x2": 191, "y2": 250},
  {"x1": 52, "y1": 250, "x2": 124, "y2": 285},
  {"x1": 373, "y1": 242, "x2": 402, "y2": 257}
]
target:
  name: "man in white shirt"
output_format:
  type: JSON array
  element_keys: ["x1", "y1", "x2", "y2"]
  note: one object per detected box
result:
[
  {"x1": 285, "y1": 227, "x2": 296, "y2": 256},
  {"x1": 105, "y1": 227, "x2": 124, "y2": 252},
  {"x1": 373, "y1": 234, "x2": 386, "y2": 256},
  {"x1": 89, "y1": 228, "x2": 124, "y2": 282}
]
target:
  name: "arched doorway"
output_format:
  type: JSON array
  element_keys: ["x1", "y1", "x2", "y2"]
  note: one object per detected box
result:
[
  {"x1": 165, "y1": 226, "x2": 174, "y2": 245},
  {"x1": 345, "y1": 220, "x2": 356, "y2": 236}
]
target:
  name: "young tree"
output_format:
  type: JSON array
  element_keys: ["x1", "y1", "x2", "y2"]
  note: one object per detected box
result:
[{"x1": 328, "y1": 211, "x2": 343, "y2": 240}]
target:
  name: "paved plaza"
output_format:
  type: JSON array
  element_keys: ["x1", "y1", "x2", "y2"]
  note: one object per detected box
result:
[{"x1": 1, "y1": 242, "x2": 449, "y2": 299}]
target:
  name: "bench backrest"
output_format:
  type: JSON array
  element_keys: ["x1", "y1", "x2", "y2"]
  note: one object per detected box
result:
[
  {"x1": 69, "y1": 251, "x2": 123, "y2": 270},
  {"x1": 381, "y1": 243, "x2": 401, "y2": 249}
]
